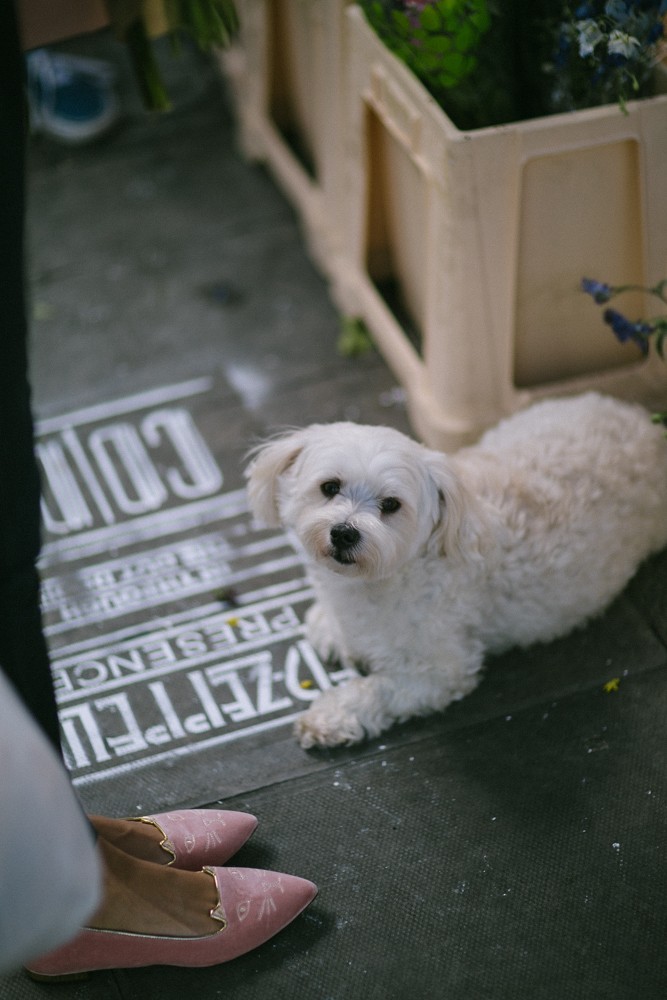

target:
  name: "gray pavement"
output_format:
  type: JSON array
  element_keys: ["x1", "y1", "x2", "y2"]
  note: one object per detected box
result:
[{"x1": 2, "y1": 30, "x2": 666, "y2": 1000}]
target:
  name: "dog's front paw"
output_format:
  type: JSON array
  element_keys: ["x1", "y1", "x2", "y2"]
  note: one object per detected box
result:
[{"x1": 294, "y1": 695, "x2": 366, "y2": 749}]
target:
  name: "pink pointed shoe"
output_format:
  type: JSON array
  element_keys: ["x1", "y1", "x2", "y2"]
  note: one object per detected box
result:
[
  {"x1": 25, "y1": 866, "x2": 317, "y2": 981},
  {"x1": 128, "y1": 810, "x2": 258, "y2": 869}
]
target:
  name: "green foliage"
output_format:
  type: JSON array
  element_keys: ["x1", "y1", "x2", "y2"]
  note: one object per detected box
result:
[
  {"x1": 165, "y1": 0, "x2": 239, "y2": 50},
  {"x1": 108, "y1": 0, "x2": 239, "y2": 111},
  {"x1": 359, "y1": 1, "x2": 665, "y2": 127},
  {"x1": 363, "y1": 0, "x2": 492, "y2": 91},
  {"x1": 337, "y1": 317, "x2": 375, "y2": 358}
]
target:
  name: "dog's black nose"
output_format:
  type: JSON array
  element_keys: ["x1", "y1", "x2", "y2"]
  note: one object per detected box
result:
[{"x1": 330, "y1": 522, "x2": 360, "y2": 549}]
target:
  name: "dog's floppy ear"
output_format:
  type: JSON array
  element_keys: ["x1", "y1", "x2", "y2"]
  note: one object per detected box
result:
[
  {"x1": 423, "y1": 452, "x2": 492, "y2": 564},
  {"x1": 244, "y1": 431, "x2": 304, "y2": 527}
]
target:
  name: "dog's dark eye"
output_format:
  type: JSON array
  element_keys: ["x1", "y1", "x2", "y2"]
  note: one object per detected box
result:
[
  {"x1": 321, "y1": 480, "x2": 341, "y2": 498},
  {"x1": 379, "y1": 497, "x2": 401, "y2": 514}
]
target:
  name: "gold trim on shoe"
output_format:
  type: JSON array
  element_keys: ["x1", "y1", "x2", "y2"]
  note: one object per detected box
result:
[
  {"x1": 128, "y1": 815, "x2": 176, "y2": 865},
  {"x1": 203, "y1": 866, "x2": 228, "y2": 931}
]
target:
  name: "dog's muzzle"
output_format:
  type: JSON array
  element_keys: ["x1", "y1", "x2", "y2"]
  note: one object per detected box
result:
[{"x1": 329, "y1": 522, "x2": 360, "y2": 564}]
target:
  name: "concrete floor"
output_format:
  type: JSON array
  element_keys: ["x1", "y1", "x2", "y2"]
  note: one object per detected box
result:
[{"x1": 2, "y1": 29, "x2": 667, "y2": 1000}]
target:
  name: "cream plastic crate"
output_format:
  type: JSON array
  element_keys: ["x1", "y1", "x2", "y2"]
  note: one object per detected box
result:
[
  {"x1": 329, "y1": 6, "x2": 667, "y2": 450},
  {"x1": 219, "y1": 0, "x2": 350, "y2": 270}
]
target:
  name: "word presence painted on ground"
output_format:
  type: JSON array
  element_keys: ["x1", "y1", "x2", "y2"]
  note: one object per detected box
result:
[
  {"x1": 54, "y1": 594, "x2": 357, "y2": 785},
  {"x1": 36, "y1": 380, "x2": 350, "y2": 785}
]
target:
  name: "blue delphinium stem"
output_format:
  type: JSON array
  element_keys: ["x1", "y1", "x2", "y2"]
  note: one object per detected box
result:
[
  {"x1": 582, "y1": 277, "x2": 667, "y2": 305},
  {"x1": 581, "y1": 277, "x2": 613, "y2": 303},
  {"x1": 581, "y1": 276, "x2": 667, "y2": 360},
  {"x1": 602, "y1": 308, "x2": 652, "y2": 354}
]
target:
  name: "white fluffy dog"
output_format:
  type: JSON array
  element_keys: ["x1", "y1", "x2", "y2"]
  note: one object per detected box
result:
[{"x1": 245, "y1": 393, "x2": 667, "y2": 748}]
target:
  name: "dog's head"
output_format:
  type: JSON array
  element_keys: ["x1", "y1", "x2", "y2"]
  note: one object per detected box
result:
[{"x1": 245, "y1": 423, "x2": 490, "y2": 580}]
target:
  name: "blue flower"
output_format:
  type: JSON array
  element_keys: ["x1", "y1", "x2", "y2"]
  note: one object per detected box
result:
[
  {"x1": 581, "y1": 277, "x2": 613, "y2": 303},
  {"x1": 603, "y1": 308, "x2": 652, "y2": 353},
  {"x1": 604, "y1": 0, "x2": 630, "y2": 18}
]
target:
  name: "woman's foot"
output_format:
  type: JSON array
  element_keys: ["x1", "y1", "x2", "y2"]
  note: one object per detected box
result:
[
  {"x1": 91, "y1": 838, "x2": 220, "y2": 937},
  {"x1": 89, "y1": 815, "x2": 172, "y2": 865},
  {"x1": 88, "y1": 809, "x2": 258, "y2": 869},
  {"x1": 25, "y1": 846, "x2": 318, "y2": 978}
]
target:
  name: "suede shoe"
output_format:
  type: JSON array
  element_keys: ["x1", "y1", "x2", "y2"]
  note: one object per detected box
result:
[
  {"x1": 128, "y1": 809, "x2": 258, "y2": 869},
  {"x1": 25, "y1": 866, "x2": 317, "y2": 980}
]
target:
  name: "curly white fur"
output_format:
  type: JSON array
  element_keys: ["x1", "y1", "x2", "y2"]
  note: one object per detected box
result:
[{"x1": 245, "y1": 393, "x2": 667, "y2": 748}]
